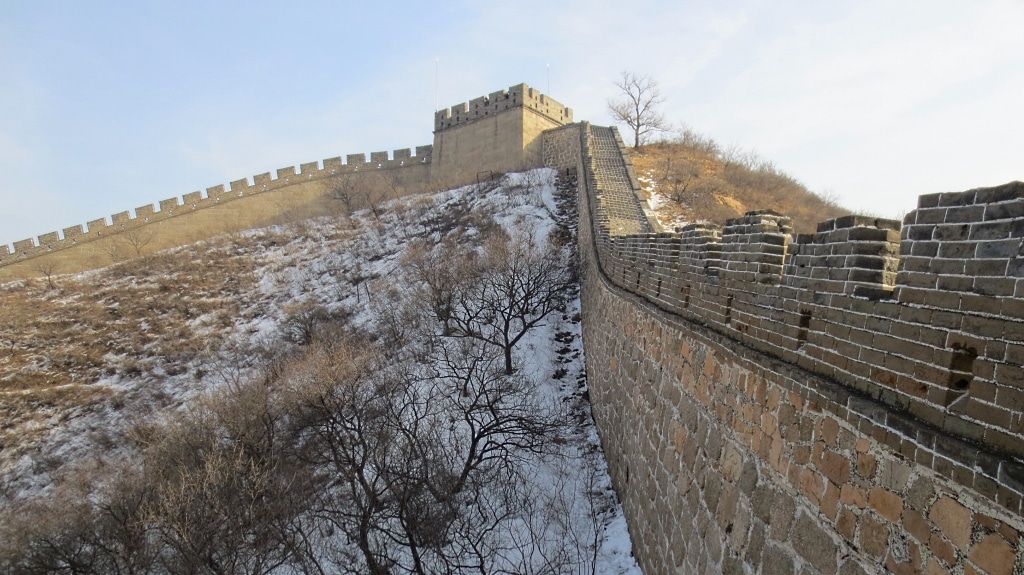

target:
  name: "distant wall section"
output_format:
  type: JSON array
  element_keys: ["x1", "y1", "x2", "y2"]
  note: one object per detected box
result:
[
  {"x1": 2, "y1": 82, "x2": 576, "y2": 282},
  {"x1": 0, "y1": 147, "x2": 432, "y2": 281}
]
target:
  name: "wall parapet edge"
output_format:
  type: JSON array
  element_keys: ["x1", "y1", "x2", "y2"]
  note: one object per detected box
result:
[
  {"x1": 434, "y1": 83, "x2": 572, "y2": 132},
  {"x1": 0, "y1": 145, "x2": 433, "y2": 265},
  {"x1": 566, "y1": 122, "x2": 1024, "y2": 511},
  {"x1": 568, "y1": 122, "x2": 1024, "y2": 575}
]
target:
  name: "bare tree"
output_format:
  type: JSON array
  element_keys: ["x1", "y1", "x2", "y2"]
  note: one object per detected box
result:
[
  {"x1": 660, "y1": 156, "x2": 703, "y2": 204},
  {"x1": 32, "y1": 259, "x2": 60, "y2": 290},
  {"x1": 101, "y1": 238, "x2": 127, "y2": 263},
  {"x1": 607, "y1": 71, "x2": 669, "y2": 149},
  {"x1": 123, "y1": 228, "x2": 156, "y2": 257},
  {"x1": 329, "y1": 174, "x2": 369, "y2": 214},
  {"x1": 329, "y1": 173, "x2": 391, "y2": 221},
  {"x1": 100, "y1": 228, "x2": 156, "y2": 263},
  {"x1": 412, "y1": 228, "x2": 575, "y2": 375}
]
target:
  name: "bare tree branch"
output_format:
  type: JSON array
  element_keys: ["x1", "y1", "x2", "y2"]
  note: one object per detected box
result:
[{"x1": 607, "y1": 71, "x2": 669, "y2": 149}]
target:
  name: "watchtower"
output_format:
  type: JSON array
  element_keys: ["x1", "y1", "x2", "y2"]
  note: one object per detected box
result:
[{"x1": 432, "y1": 83, "x2": 572, "y2": 187}]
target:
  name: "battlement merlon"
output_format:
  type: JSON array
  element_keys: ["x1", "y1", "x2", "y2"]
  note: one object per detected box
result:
[
  {"x1": 1, "y1": 142, "x2": 434, "y2": 256},
  {"x1": 433, "y1": 83, "x2": 573, "y2": 132}
]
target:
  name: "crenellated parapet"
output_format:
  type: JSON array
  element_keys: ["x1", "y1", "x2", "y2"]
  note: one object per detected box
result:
[
  {"x1": 434, "y1": 83, "x2": 572, "y2": 132},
  {"x1": 0, "y1": 145, "x2": 432, "y2": 264},
  {"x1": 711, "y1": 210, "x2": 792, "y2": 284},
  {"x1": 787, "y1": 215, "x2": 902, "y2": 298},
  {"x1": 575, "y1": 121, "x2": 1024, "y2": 510},
  {"x1": 897, "y1": 183, "x2": 1024, "y2": 308},
  {"x1": 572, "y1": 122, "x2": 1024, "y2": 575}
]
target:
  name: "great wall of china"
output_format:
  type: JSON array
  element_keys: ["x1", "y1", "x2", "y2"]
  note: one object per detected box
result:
[
  {"x1": 0, "y1": 83, "x2": 571, "y2": 282},
  {"x1": 544, "y1": 121, "x2": 1024, "y2": 575},
  {"x1": 0, "y1": 146, "x2": 433, "y2": 281},
  {"x1": 4, "y1": 83, "x2": 1022, "y2": 574}
]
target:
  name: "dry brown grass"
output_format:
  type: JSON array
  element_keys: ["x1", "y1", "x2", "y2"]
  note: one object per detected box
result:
[
  {"x1": 0, "y1": 230, "x2": 284, "y2": 456},
  {"x1": 0, "y1": 252, "x2": 252, "y2": 392},
  {"x1": 632, "y1": 140, "x2": 849, "y2": 234},
  {"x1": 0, "y1": 245, "x2": 248, "y2": 461}
]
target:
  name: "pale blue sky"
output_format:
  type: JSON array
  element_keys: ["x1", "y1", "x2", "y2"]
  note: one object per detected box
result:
[{"x1": 2, "y1": 1, "x2": 1022, "y2": 248}]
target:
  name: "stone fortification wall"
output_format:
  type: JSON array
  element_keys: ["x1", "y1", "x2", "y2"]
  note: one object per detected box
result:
[
  {"x1": 432, "y1": 84, "x2": 571, "y2": 189},
  {"x1": 433, "y1": 83, "x2": 572, "y2": 131},
  {"x1": 3, "y1": 83, "x2": 572, "y2": 281},
  {"x1": 570, "y1": 122, "x2": 1024, "y2": 574},
  {"x1": 0, "y1": 146, "x2": 431, "y2": 280},
  {"x1": 541, "y1": 122, "x2": 582, "y2": 172}
]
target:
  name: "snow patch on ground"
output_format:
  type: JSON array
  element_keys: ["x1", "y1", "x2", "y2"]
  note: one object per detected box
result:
[
  {"x1": 638, "y1": 172, "x2": 691, "y2": 230},
  {"x1": 1, "y1": 168, "x2": 641, "y2": 574}
]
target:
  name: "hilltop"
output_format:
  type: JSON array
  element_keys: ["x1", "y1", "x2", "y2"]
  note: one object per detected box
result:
[{"x1": 632, "y1": 132, "x2": 849, "y2": 233}]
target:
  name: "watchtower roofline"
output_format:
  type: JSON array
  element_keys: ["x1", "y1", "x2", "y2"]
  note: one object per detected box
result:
[{"x1": 434, "y1": 83, "x2": 572, "y2": 132}]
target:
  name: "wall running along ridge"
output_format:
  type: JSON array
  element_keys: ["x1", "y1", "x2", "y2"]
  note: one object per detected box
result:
[
  {"x1": 543, "y1": 121, "x2": 1024, "y2": 575},
  {"x1": 0, "y1": 147, "x2": 432, "y2": 281},
  {"x1": 1, "y1": 83, "x2": 570, "y2": 281}
]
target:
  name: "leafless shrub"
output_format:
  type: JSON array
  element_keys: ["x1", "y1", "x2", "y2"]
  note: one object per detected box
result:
[
  {"x1": 279, "y1": 301, "x2": 352, "y2": 346},
  {"x1": 329, "y1": 172, "x2": 395, "y2": 222},
  {"x1": 123, "y1": 227, "x2": 156, "y2": 257},
  {"x1": 410, "y1": 226, "x2": 576, "y2": 374},
  {"x1": 673, "y1": 124, "x2": 721, "y2": 156},
  {"x1": 32, "y1": 260, "x2": 60, "y2": 290}
]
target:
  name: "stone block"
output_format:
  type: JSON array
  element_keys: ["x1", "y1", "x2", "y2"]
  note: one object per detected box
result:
[
  {"x1": 761, "y1": 544, "x2": 794, "y2": 575},
  {"x1": 938, "y1": 190, "x2": 977, "y2": 207},
  {"x1": 918, "y1": 193, "x2": 942, "y2": 208},
  {"x1": 983, "y1": 199, "x2": 1024, "y2": 220},
  {"x1": 929, "y1": 532, "x2": 957, "y2": 565},
  {"x1": 902, "y1": 508, "x2": 931, "y2": 544},
  {"x1": 868, "y1": 487, "x2": 904, "y2": 522},
  {"x1": 791, "y1": 512, "x2": 838, "y2": 574},
  {"x1": 943, "y1": 205, "x2": 985, "y2": 223},
  {"x1": 971, "y1": 220, "x2": 1014, "y2": 240},
  {"x1": 818, "y1": 448, "x2": 851, "y2": 485},
  {"x1": 928, "y1": 496, "x2": 972, "y2": 551},
  {"x1": 769, "y1": 492, "x2": 796, "y2": 540},
  {"x1": 914, "y1": 208, "x2": 947, "y2": 225},
  {"x1": 968, "y1": 533, "x2": 1015, "y2": 575},
  {"x1": 859, "y1": 513, "x2": 890, "y2": 558}
]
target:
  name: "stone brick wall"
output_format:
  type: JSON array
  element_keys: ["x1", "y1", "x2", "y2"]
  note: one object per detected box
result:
[
  {"x1": 3, "y1": 83, "x2": 572, "y2": 281},
  {"x1": 432, "y1": 84, "x2": 572, "y2": 189},
  {"x1": 0, "y1": 148, "x2": 432, "y2": 280},
  {"x1": 574, "y1": 123, "x2": 1024, "y2": 574},
  {"x1": 541, "y1": 122, "x2": 582, "y2": 171},
  {"x1": 433, "y1": 83, "x2": 572, "y2": 131}
]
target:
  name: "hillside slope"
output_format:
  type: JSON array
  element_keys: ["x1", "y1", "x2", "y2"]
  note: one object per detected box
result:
[
  {"x1": 0, "y1": 170, "x2": 640, "y2": 575},
  {"x1": 632, "y1": 136, "x2": 849, "y2": 234}
]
